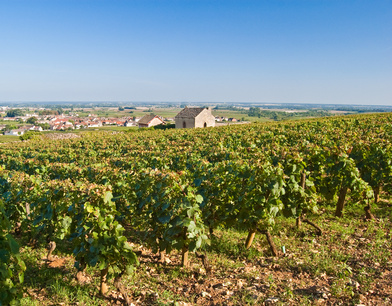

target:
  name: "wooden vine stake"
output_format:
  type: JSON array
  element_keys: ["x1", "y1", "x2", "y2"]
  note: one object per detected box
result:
[
  {"x1": 335, "y1": 186, "x2": 348, "y2": 217},
  {"x1": 245, "y1": 229, "x2": 257, "y2": 249},
  {"x1": 25, "y1": 203, "x2": 31, "y2": 219},
  {"x1": 296, "y1": 215, "x2": 302, "y2": 229},
  {"x1": 373, "y1": 186, "x2": 380, "y2": 204},
  {"x1": 181, "y1": 229, "x2": 189, "y2": 268},
  {"x1": 296, "y1": 172, "x2": 306, "y2": 229},
  {"x1": 181, "y1": 245, "x2": 189, "y2": 268},
  {"x1": 159, "y1": 250, "x2": 166, "y2": 263},
  {"x1": 100, "y1": 267, "x2": 109, "y2": 296}
]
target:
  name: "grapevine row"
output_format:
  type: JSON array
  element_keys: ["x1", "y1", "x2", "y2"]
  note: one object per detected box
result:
[{"x1": 0, "y1": 113, "x2": 391, "y2": 302}]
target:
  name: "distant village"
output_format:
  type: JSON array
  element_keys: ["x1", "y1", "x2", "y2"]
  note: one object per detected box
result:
[
  {"x1": 0, "y1": 106, "x2": 242, "y2": 136},
  {"x1": 0, "y1": 106, "x2": 135, "y2": 136}
]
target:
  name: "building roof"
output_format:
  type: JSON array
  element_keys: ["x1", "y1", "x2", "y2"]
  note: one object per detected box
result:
[
  {"x1": 175, "y1": 107, "x2": 206, "y2": 118},
  {"x1": 138, "y1": 114, "x2": 163, "y2": 125}
]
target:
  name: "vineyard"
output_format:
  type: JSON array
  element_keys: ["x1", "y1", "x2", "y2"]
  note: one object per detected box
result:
[{"x1": 1, "y1": 113, "x2": 391, "y2": 305}]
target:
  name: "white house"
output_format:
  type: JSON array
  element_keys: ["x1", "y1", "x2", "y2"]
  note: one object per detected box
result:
[
  {"x1": 29, "y1": 126, "x2": 43, "y2": 132},
  {"x1": 4, "y1": 129, "x2": 25, "y2": 136}
]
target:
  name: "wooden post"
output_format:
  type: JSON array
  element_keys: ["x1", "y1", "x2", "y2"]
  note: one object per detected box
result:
[
  {"x1": 373, "y1": 186, "x2": 380, "y2": 204},
  {"x1": 300, "y1": 172, "x2": 306, "y2": 189},
  {"x1": 100, "y1": 267, "x2": 109, "y2": 296},
  {"x1": 245, "y1": 229, "x2": 257, "y2": 249},
  {"x1": 181, "y1": 228, "x2": 189, "y2": 267},
  {"x1": 25, "y1": 203, "x2": 31, "y2": 219},
  {"x1": 335, "y1": 186, "x2": 348, "y2": 217},
  {"x1": 181, "y1": 245, "x2": 189, "y2": 268},
  {"x1": 296, "y1": 172, "x2": 306, "y2": 229},
  {"x1": 296, "y1": 215, "x2": 302, "y2": 229},
  {"x1": 160, "y1": 250, "x2": 165, "y2": 263}
]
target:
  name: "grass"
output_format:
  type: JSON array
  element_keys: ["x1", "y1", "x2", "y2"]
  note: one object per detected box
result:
[
  {"x1": 0, "y1": 135, "x2": 20, "y2": 143},
  {"x1": 212, "y1": 109, "x2": 272, "y2": 123},
  {"x1": 76, "y1": 126, "x2": 137, "y2": 133},
  {"x1": 73, "y1": 107, "x2": 181, "y2": 119},
  {"x1": 13, "y1": 195, "x2": 392, "y2": 305}
]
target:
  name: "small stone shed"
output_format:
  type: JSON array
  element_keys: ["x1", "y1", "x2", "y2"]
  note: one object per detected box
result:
[
  {"x1": 175, "y1": 107, "x2": 215, "y2": 129},
  {"x1": 138, "y1": 114, "x2": 165, "y2": 128}
]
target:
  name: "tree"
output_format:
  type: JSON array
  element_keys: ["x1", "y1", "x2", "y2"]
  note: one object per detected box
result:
[
  {"x1": 6, "y1": 109, "x2": 24, "y2": 117},
  {"x1": 5, "y1": 124, "x2": 17, "y2": 131},
  {"x1": 38, "y1": 123, "x2": 50, "y2": 130},
  {"x1": 26, "y1": 117, "x2": 38, "y2": 124}
]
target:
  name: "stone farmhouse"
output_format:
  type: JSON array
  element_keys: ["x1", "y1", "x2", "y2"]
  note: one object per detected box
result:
[
  {"x1": 138, "y1": 114, "x2": 165, "y2": 128},
  {"x1": 175, "y1": 107, "x2": 215, "y2": 129}
]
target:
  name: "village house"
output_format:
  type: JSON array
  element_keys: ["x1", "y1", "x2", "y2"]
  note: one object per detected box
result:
[
  {"x1": 4, "y1": 128, "x2": 25, "y2": 136},
  {"x1": 138, "y1": 114, "x2": 165, "y2": 128},
  {"x1": 29, "y1": 125, "x2": 43, "y2": 132},
  {"x1": 124, "y1": 119, "x2": 136, "y2": 127},
  {"x1": 101, "y1": 119, "x2": 113, "y2": 125},
  {"x1": 50, "y1": 119, "x2": 74, "y2": 130},
  {"x1": 81, "y1": 117, "x2": 102, "y2": 128},
  {"x1": 175, "y1": 107, "x2": 215, "y2": 129},
  {"x1": 115, "y1": 119, "x2": 127, "y2": 126},
  {"x1": 75, "y1": 121, "x2": 88, "y2": 129}
]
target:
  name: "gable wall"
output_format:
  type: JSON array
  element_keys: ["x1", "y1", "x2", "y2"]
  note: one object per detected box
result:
[
  {"x1": 175, "y1": 117, "x2": 195, "y2": 128},
  {"x1": 194, "y1": 109, "x2": 216, "y2": 128},
  {"x1": 148, "y1": 117, "x2": 164, "y2": 127}
]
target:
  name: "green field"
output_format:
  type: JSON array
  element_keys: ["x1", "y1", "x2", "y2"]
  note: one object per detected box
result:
[
  {"x1": 0, "y1": 135, "x2": 20, "y2": 143},
  {"x1": 211, "y1": 109, "x2": 272, "y2": 122}
]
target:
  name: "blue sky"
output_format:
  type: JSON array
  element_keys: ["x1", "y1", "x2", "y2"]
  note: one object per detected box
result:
[{"x1": 0, "y1": 0, "x2": 391, "y2": 105}]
